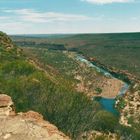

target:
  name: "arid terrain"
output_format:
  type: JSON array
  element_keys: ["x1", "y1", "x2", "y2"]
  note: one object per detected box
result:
[
  {"x1": 0, "y1": 94, "x2": 70, "y2": 140},
  {"x1": 0, "y1": 31, "x2": 140, "y2": 140}
]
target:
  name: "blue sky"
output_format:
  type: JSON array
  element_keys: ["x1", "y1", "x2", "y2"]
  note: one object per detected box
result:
[{"x1": 0, "y1": 0, "x2": 140, "y2": 34}]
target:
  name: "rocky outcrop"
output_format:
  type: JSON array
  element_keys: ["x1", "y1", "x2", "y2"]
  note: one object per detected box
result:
[
  {"x1": 0, "y1": 94, "x2": 15, "y2": 118},
  {"x1": 77, "y1": 130, "x2": 119, "y2": 140},
  {"x1": 0, "y1": 31, "x2": 22, "y2": 57},
  {"x1": 118, "y1": 84, "x2": 140, "y2": 127},
  {"x1": 0, "y1": 94, "x2": 70, "y2": 140},
  {"x1": 0, "y1": 32, "x2": 15, "y2": 49}
]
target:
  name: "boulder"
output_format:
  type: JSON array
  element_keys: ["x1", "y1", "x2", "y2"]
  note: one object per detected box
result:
[{"x1": 0, "y1": 94, "x2": 15, "y2": 117}]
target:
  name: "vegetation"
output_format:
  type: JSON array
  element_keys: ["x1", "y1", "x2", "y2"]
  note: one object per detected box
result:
[
  {"x1": 22, "y1": 47, "x2": 108, "y2": 97},
  {"x1": 95, "y1": 87, "x2": 102, "y2": 95},
  {"x1": 1, "y1": 32, "x2": 139, "y2": 139},
  {"x1": 0, "y1": 32, "x2": 120, "y2": 139},
  {"x1": 12, "y1": 33, "x2": 140, "y2": 78},
  {"x1": 116, "y1": 96, "x2": 126, "y2": 110}
]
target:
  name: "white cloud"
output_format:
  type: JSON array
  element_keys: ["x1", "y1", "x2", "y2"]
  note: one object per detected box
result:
[
  {"x1": 0, "y1": 8, "x2": 139, "y2": 34},
  {"x1": 0, "y1": 16, "x2": 10, "y2": 20},
  {"x1": 2, "y1": 9, "x2": 91, "y2": 23},
  {"x1": 81, "y1": 0, "x2": 134, "y2": 4},
  {"x1": 0, "y1": 8, "x2": 93, "y2": 34}
]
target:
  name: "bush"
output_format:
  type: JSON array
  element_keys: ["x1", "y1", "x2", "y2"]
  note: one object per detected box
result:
[
  {"x1": 1, "y1": 60, "x2": 36, "y2": 76},
  {"x1": 93, "y1": 110, "x2": 118, "y2": 133}
]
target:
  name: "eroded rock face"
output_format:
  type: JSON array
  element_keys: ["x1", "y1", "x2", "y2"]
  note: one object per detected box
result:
[
  {"x1": 0, "y1": 94, "x2": 15, "y2": 118},
  {"x1": 0, "y1": 94, "x2": 13, "y2": 107},
  {"x1": 0, "y1": 32, "x2": 14, "y2": 49},
  {"x1": 0, "y1": 94, "x2": 70, "y2": 140}
]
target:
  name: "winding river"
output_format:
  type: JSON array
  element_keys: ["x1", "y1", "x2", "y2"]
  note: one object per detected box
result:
[{"x1": 77, "y1": 55, "x2": 130, "y2": 115}]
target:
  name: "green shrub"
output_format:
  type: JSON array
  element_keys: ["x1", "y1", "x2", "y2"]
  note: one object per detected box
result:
[
  {"x1": 1, "y1": 60, "x2": 36, "y2": 76},
  {"x1": 93, "y1": 110, "x2": 118, "y2": 133},
  {"x1": 95, "y1": 87, "x2": 102, "y2": 94}
]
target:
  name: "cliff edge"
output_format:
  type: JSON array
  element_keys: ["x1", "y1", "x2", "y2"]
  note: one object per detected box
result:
[{"x1": 0, "y1": 94, "x2": 70, "y2": 140}]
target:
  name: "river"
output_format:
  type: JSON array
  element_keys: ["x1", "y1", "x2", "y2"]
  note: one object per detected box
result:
[{"x1": 77, "y1": 55, "x2": 130, "y2": 115}]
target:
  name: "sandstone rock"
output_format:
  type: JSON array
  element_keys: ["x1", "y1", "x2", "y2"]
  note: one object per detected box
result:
[
  {"x1": 21, "y1": 111, "x2": 44, "y2": 121},
  {"x1": 0, "y1": 94, "x2": 15, "y2": 118},
  {"x1": 0, "y1": 94, "x2": 70, "y2": 140},
  {"x1": 0, "y1": 94, "x2": 13, "y2": 107}
]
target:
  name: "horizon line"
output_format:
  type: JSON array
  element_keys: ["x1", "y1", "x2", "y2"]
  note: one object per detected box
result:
[{"x1": 9, "y1": 31, "x2": 140, "y2": 36}]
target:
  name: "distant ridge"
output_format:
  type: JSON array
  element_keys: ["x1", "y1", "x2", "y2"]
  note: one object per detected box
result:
[{"x1": 10, "y1": 34, "x2": 74, "y2": 39}]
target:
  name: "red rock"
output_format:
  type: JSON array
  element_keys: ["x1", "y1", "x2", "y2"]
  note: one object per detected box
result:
[{"x1": 0, "y1": 94, "x2": 13, "y2": 107}]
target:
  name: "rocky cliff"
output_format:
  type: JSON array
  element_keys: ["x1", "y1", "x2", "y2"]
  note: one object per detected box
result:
[
  {"x1": 0, "y1": 31, "x2": 69, "y2": 140},
  {"x1": 0, "y1": 94, "x2": 70, "y2": 140},
  {"x1": 0, "y1": 32, "x2": 14, "y2": 49}
]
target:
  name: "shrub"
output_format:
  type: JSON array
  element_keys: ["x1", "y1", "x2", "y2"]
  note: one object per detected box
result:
[{"x1": 93, "y1": 110, "x2": 118, "y2": 133}]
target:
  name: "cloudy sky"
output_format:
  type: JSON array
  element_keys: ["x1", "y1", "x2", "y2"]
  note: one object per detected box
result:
[{"x1": 0, "y1": 0, "x2": 140, "y2": 34}]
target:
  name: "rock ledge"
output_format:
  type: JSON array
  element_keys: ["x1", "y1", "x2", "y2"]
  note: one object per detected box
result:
[{"x1": 0, "y1": 94, "x2": 70, "y2": 140}]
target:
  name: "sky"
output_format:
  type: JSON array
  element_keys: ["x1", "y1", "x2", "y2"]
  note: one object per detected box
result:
[{"x1": 0, "y1": 0, "x2": 140, "y2": 34}]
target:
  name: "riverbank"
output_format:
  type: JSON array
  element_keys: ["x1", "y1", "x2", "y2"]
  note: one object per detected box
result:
[
  {"x1": 76, "y1": 54, "x2": 130, "y2": 115},
  {"x1": 88, "y1": 57, "x2": 139, "y2": 84},
  {"x1": 76, "y1": 55, "x2": 129, "y2": 99},
  {"x1": 97, "y1": 78, "x2": 125, "y2": 99}
]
